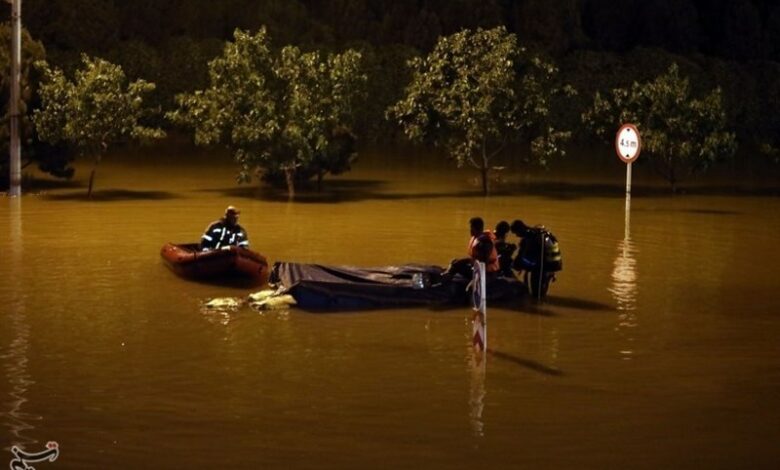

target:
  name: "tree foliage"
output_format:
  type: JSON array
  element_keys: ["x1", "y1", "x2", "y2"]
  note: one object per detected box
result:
[
  {"x1": 388, "y1": 26, "x2": 574, "y2": 195},
  {"x1": 16, "y1": 0, "x2": 780, "y2": 154},
  {"x1": 167, "y1": 28, "x2": 366, "y2": 197},
  {"x1": 33, "y1": 54, "x2": 165, "y2": 196},
  {"x1": 582, "y1": 63, "x2": 737, "y2": 191}
]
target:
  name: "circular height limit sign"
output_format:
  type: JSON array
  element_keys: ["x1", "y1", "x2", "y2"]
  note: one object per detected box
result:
[{"x1": 615, "y1": 123, "x2": 641, "y2": 163}]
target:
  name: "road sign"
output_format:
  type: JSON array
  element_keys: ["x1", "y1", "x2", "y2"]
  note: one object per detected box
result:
[
  {"x1": 615, "y1": 123, "x2": 641, "y2": 163},
  {"x1": 472, "y1": 261, "x2": 487, "y2": 352}
]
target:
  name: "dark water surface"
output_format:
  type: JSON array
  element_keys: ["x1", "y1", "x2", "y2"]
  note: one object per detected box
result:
[{"x1": 2, "y1": 147, "x2": 780, "y2": 468}]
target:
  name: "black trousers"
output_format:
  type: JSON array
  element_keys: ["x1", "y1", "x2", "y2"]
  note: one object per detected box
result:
[{"x1": 525, "y1": 270, "x2": 555, "y2": 299}]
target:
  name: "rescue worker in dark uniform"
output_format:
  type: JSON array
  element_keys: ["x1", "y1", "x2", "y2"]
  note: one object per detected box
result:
[
  {"x1": 494, "y1": 220, "x2": 516, "y2": 278},
  {"x1": 510, "y1": 219, "x2": 562, "y2": 299},
  {"x1": 200, "y1": 206, "x2": 250, "y2": 251}
]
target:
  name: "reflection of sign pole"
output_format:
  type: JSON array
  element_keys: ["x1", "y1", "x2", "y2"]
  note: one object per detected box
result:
[{"x1": 615, "y1": 123, "x2": 641, "y2": 196}]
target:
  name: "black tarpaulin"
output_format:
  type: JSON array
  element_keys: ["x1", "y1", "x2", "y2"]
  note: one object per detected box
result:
[
  {"x1": 269, "y1": 262, "x2": 524, "y2": 311},
  {"x1": 269, "y1": 262, "x2": 463, "y2": 310}
]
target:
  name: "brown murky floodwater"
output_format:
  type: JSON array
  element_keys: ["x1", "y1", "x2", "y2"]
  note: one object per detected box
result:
[{"x1": 2, "y1": 144, "x2": 780, "y2": 469}]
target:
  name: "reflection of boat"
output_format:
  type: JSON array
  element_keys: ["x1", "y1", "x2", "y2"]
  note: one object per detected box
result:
[
  {"x1": 269, "y1": 262, "x2": 523, "y2": 311},
  {"x1": 160, "y1": 243, "x2": 270, "y2": 286}
]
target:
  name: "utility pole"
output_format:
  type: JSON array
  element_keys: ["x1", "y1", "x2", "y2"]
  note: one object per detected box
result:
[{"x1": 7, "y1": 0, "x2": 21, "y2": 196}]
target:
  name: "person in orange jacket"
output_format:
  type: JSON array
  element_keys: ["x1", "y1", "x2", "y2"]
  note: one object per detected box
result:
[{"x1": 443, "y1": 217, "x2": 499, "y2": 281}]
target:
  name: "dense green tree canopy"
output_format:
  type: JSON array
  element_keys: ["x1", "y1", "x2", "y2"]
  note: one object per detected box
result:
[
  {"x1": 582, "y1": 64, "x2": 737, "y2": 191},
  {"x1": 167, "y1": 28, "x2": 366, "y2": 197},
  {"x1": 388, "y1": 26, "x2": 574, "y2": 195},
  {"x1": 33, "y1": 54, "x2": 165, "y2": 196}
]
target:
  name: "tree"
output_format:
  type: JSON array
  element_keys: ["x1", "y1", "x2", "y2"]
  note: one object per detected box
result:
[
  {"x1": 388, "y1": 26, "x2": 574, "y2": 195},
  {"x1": 259, "y1": 125, "x2": 358, "y2": 192},
  {"x1": 33, "y1": 54, "x2": 165, "y2": 197},
  {"x1": 167, "y1": 28, "x2": 366, "y2": 198},
  {"x1": 582, "y1": 63, "x2": 737, "y2": 192}
]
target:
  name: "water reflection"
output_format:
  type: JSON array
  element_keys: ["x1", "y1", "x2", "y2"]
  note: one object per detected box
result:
[
  {"x1": 468, "y1": 346, "x2": 486, "y2": 439},
  {"x1": 610, "y1": 238, "x2": 638, "y2": 313},
  {"x1": 2, "y1": 197, "x2": 37, "y2": 447},
  {"x1": 609, "y1": 194, "x2": 639, "y2": 360}
]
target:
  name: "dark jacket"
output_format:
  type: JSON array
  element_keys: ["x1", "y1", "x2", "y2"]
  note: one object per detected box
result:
[
  {"x1": 495, "y1": 240, "x2": 517, "y2": 277},
  {"x1": 200, "y1": 219, "x2": 249, "y2": 251},
  {"x1": 513, "y1": 228, "x2": 562, "y2": 273}
]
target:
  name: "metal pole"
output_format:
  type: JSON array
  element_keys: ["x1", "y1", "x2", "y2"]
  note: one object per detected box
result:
[
  {"x1": 624, "y1": 191, "x2": 631, "y2": 242},
  {"x1": 478, "y1": 261, "x2": 487, "y2": 352},
  {"x1": 626, "y1": 161, "x2": 632, "y2": 196},
  {"x1": 8, "y1": 0, "x2": 22, "y2": 196},
  {"x1": 625, "y1": 161, "x2": 633, "y2": 242}
]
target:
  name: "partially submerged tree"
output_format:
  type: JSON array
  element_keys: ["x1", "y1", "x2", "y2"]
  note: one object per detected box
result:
[
  {"x1": 388, "y1": 26, "x2": 574, "y2": 195},
  {"x1": 33, "y1": 54, "x2": 165, "y2": 197},
  {"x1": 582, "y1": 63, "x2": 737, "y2": 192},
  {"x1": 261, "y1": 125, "x2": 357, "y2": 192},
  {"x1": 167, "y1": 28, "x2": 366, "y2": 198}
]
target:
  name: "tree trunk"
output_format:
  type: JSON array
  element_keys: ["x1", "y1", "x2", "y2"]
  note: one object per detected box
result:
[
  {"x1": 284, "y1": 167, "x2": 296, "y2": 200},
  {"x1": 87, "y1": 154, "x2": 102, "y2": 198},
  {"x1": 480, "y1": 141, "x2": 490, "y2": 196},
  {"x1": 87, "y1": 169, "x2": 96, "y2": 198},
  {"x1": 316, "y1": 171, "x2": 324, "y2": 193},
  {"x1": 664, "y1": 152, "x2": 679, "y2": 194},
  {"x1": 480, "y1": 166, "x2": 489, "y2": 196},
  {"x1": 87, "y1": 154, "x2": 103, "y2": 199}
]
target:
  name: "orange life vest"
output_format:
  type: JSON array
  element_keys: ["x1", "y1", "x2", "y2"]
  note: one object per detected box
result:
[{"x1": 468, "y1": 231, "x2": 500, "y2": 273}]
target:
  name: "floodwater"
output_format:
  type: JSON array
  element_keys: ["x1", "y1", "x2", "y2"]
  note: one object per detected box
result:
[{"x1": 2, "y1": 144, "x2": 780, "y2": 469}]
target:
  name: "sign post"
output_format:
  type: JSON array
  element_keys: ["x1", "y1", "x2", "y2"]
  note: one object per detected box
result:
[
  {"x1": 469, "y1": 261, "x2": 487, "y2": 436},
  {"x1": 472, "y1": 261, "x2": 487, "y2": 353},
  {"x1": 615, "y1": 123, "x2": 641, "y2": 195},
  {"x1": 615, "y1": 124, "x2": 640, "y2": 241}
]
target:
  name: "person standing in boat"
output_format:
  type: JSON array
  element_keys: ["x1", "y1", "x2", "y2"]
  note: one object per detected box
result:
[
  {"x1": 509, "y1": 220, "x2": 562, "y2": 299},
  {"x1": 200, "y1": 206, "x2": 250, "y2": 251}
]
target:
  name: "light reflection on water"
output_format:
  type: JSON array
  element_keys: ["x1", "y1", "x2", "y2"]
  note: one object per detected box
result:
[
  {"x1": 610, "y1": 236, "x2": 638, "y2": 360},
  {"x1": 610, "y1": 237, "x2": 638, "y2": 313},
  {"x1": 468, "y1": 347, "x2": 486, "y2": 439},
  {"x1": 609, "y1": 195, "x2": 639, "y2": 360},
  {"x1": 2, "y1": 197, "x2": 38, "y2": 448}
]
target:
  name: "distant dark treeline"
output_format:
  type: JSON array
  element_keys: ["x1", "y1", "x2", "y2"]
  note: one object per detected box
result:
[
  {"x1": 15, "y1": 0, "x2": 780, "y2": 60},
  {"x1": 8, "y1": 0, "x2": 780, "y2": 144}
]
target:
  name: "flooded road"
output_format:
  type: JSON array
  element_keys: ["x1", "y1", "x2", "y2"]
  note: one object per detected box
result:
[{"x1": 2, "y1": 145, "x2": 780, "y2": 468}]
